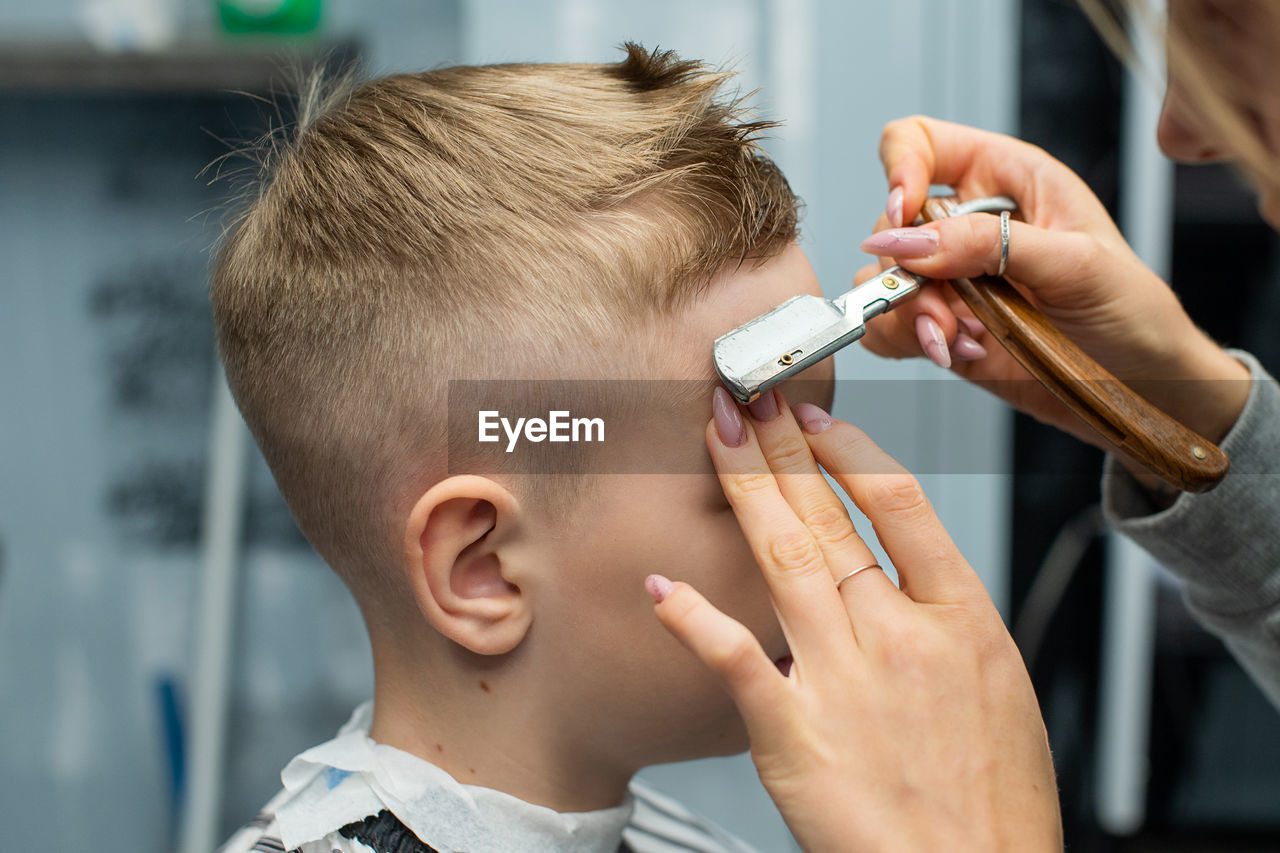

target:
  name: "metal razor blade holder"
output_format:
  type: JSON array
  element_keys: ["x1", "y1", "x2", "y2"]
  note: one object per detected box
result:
[
  {"x1": 712, "y1": 266, "x2": 925, "y2": 404},
  {"x1": 713, "y1": 196, "x2": 1018, "y2": 405}
]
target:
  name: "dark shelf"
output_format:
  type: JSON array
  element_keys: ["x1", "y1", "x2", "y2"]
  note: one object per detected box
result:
[{"x1": 0, "y1": 39, "x2": 357, "y2": 95}]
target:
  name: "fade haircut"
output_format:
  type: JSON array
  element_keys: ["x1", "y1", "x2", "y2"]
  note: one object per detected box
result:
[{"x1": 211, "y1": 43, "x2": 799, "y2": 603}]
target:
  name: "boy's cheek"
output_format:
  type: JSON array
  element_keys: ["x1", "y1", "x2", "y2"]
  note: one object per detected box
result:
[
  {"x1": 673, "y1": 510, "x2": 780, "y2": 639},
  {"x1": 558, "y1": 475, "x2": 778, "y2": 647}
]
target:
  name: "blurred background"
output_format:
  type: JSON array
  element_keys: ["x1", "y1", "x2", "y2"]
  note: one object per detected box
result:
[{"x1": 1, "y1": 1, "x2": 1278, "y2": 851}]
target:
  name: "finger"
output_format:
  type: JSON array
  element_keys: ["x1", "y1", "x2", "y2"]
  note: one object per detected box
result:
[
  {"x1": 859, "y1": 214, "x2": 1112, "y2": 314},
  {"x1": 744, "y1": 389, "x2": 905, "y2": 630},
  {"x1": 853, "y1": 261, "x2": 883, "y2": 287},
  {"x1": 859, "y1": 317, "x2": 921, "y2": 361},
  {"x1": 879, "y1": 116, "x2": 942, "y2": 226},
  {"x1": 878, "y1": 115, "x2": 1057, "y2": 225},
  {"x1": 860, "y1": 283, "x2": 960, "y2": 364},
  {"x1": 649, "y1": 577, "x2": 785, "y2": 721},
  {"x1": 859, "y1": 213, "x2": 899, "y2": 275},
  {"x1": 859, "y1": 216, "x2": 967, "y2": 368},
  {"x1": 791, "y1": 408, "x2": 984, "y2": 606},
  {"x1": 958, "y1": 315, "x2": 987, "y2": 341},
  {"x1": 952, "y1": 330, "x2": 989, "y2": 363},
  {"x1": 707, "y1": 390, "x2": 855, "y2": 666},
  {"x1": 859, "y1": 220, "x2": 963, "y2": 361}
]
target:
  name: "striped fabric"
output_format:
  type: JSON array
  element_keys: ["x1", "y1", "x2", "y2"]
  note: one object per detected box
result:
[
  {"x1": 219, "y1": 701, "x2": 765, "y2": 853},
  {"x1": 220, "y1": 777, "x2": 762, "y2": 853}
]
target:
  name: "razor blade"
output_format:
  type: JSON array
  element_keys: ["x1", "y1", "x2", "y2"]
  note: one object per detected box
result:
[
  {"x1": 713, "y1": 266, "x2": 927, "y2": 403},
  {"x1": 713, "y1": 194, "x2": 1019, "y2": 403}
]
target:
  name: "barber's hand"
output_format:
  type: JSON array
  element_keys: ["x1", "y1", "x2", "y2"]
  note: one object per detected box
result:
[
  {"x1": 648, "y1": 388, "x2": 1062, "y2": 853},
  {"x1": 856, "y1": 115, "x2": 1249, "y2": 447}
]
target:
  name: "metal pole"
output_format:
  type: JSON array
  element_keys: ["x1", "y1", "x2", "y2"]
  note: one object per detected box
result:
[
  {"x1": 179, "y1": 365, "x2": 249, "y2": 853},
  {"x1": 1095, "y1": 0, "x2": 1172, "y2": 833}
]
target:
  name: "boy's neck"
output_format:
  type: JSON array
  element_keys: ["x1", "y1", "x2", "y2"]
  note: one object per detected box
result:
[{"x1": 366, "y1": 642, "x2": 635, "y2": 814}]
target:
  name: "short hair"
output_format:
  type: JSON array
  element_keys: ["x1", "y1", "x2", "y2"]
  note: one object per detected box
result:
[{"x1": 211, "y1": 43, "x2": 799, "y2": 600}]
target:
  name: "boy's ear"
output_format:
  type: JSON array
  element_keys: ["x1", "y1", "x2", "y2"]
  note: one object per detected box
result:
[{"x1": 403, "y1": 475, "x2": 531, "y2": 656}]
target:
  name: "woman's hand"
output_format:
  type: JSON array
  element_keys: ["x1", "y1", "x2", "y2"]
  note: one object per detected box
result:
[
  {"x1": 648, "y1": 387, "x2": 1062, "y2": 852},
  {"x1": 857, "y1": 115, "x2": 1249, "y2": 448}
]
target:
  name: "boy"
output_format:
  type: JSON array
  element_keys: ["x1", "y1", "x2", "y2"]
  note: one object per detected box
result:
[{"x1": 215, "y1": 43, "x2": 833, "y2": 853}]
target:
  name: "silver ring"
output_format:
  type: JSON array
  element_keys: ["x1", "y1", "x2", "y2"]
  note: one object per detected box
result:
[
  {"x1": 997, "y1": 210, "x2": 1010, "y2": 278},
  {"x1": 835, "y1": 563, "x2": 882, "y2": 590}
]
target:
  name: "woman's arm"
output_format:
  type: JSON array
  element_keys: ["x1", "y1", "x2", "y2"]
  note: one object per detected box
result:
[{"x1": 1103, "y1": 351, "x2": 1280, "y2": 707}]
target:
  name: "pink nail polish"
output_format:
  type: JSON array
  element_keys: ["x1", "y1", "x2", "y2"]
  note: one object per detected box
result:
[
  {"x1": 747, "y1": 388, "x2": 780, "y2": 421},
  {"x1": 915, "y1": 314, "x2": 952, "y2": 369},
  {"x1": 952, "y1": 332, "x2": 988, "y2": 362},
  {"x1": 793, "y1": 403, "x2": 835, "y2": 434},
  {"x1": 859, "y1": 227, "x2": 939, "y2": 258},
  {"x1": 712, "y1": 387, "x2": 747, "y2": 447},
  {"x1": 886, "y1": 186, "x2": 904, "y2": 228},
  {"x1": 645, "y1": 574, "x2": 675, "y2": 603},
  {"x1": 960, "y1": 316, "x2": 986, "y2": 339}
]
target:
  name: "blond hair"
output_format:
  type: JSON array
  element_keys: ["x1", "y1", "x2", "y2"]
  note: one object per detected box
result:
[
  {"x1": 211, "y1": 44, "x2": 798, "y2": 602},
  {"x1": 1078, "y1": 0, "x2": 1280, "y2": 187}
]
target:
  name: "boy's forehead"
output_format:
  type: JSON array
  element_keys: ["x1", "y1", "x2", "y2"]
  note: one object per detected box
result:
[
  {"x1": 703, "y1": 243, "x2": 822, "y2": 336},
  {"x1": 655, "y1": 242, "x2": 835, "y2": 425},
  {"x1": 666, "y1": 242, "x2": 826, "y2": 382}
]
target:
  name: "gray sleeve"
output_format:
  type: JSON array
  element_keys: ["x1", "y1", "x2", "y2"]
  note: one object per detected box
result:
[{"x1": 1101, "y1": 349, "x2": 1280, "y2": 707}]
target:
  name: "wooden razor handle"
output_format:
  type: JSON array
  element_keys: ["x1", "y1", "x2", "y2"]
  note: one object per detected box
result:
[{"x1": 920, "y1": 197, "x2": 1228, "y2": 493}]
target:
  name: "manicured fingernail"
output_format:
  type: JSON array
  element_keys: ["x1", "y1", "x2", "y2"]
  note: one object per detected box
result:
[
  {"x1": 712, "y1": 387, "x2": 747, "y2": 447},
  {"x1": 859, "y1": 227, "x2": 939, "y2": 258},
  {"x1": 952, "y1": 332, "x2": 988, "y2": 362},
  {"x1": 645, "y1": 573, "x2": 675, "y2": 603},
  {"x1": 915, "y1": 314, "x2": 952, "y2": 369},
  {"x1": 960, "y1": 316, "x2": 986, "y2": 339},
  {"x1": 886, "y1": 186, "x2": 904, "y2": 228},
  {"x1": 793, "y1": 402, "x2": 834, "y2": 434},
  {"x1": 747, "y1": 388, "x2": 780, "y2": 421}
]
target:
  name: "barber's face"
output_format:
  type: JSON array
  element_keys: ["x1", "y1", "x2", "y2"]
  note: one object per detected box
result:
[{"x1": 1159, "y1": 0, "x2": 1280, "y2": 226}]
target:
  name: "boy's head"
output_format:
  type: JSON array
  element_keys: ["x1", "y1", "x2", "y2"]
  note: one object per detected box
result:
[{"x1": 212, "y1": 45, "x2": 833, "y2": 786}]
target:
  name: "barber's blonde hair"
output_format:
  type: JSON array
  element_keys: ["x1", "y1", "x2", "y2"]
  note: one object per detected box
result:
[
  {"x1": 211, "y1": 44, "x2": 798, "y2": 602},
  {"x1": 1079, "y1": 0, "x2": 1280, "y2": 187}
]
